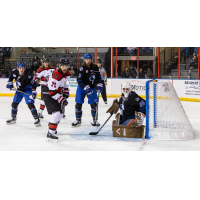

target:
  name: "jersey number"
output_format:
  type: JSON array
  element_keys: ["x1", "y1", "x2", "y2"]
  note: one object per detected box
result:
[{"x1": 51, "y1": 82, "x2": 56, "y2": 88}]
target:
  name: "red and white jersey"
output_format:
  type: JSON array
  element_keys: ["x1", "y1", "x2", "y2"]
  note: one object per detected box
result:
[
  {"x1": 34, "y1": 66, "x2": 56, "y2": 86},
  {"x1": 48, "y1": 69, "x2": 71, "y2": 101}
]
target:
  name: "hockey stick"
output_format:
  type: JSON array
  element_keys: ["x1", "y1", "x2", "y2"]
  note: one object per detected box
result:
[
  {"x1": 89, "y1": 111, "x2": 114, "y2": 135},
  {"x1": 12, "y1": 88, "x2": 43, "y2": 101},
  {"x1": 91, "y1": 91, "x2": 100, "y2": 127}
]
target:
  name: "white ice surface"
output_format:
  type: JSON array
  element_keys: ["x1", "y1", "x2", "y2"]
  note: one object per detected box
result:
[{"x1": 0, "y1": 97, "x2": 200, "y2": 151}]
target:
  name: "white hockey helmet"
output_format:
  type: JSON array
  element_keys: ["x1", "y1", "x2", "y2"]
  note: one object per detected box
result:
[{"x1": 122, "y1": 81, "x2": 133, "y2": 98}]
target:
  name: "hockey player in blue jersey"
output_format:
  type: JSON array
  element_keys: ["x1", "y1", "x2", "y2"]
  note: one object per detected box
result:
[
  {"x1": 6, "y1": 63, "x2": 40, "y2": 126},
  {"x1": 72, "y1": 53, "x2": 103, "y2": 127}
]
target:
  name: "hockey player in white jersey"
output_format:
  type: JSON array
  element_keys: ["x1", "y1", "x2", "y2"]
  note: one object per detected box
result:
[
  {"x1": 44, "y1": 58, "x2": 71, "y2": 140},
  {"x1": 34, "y1": 58, "x2": 56, "y2": 118}
]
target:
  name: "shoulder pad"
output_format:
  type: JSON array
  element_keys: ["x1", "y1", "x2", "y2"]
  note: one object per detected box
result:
[
  {"x1": 52, "y1": 70, "x2": 62, "y2": 81},
  {"x1": 36, "y1": 67, "x2": 44, "y2": 73},
  {"x1": 66, "y1": 70, "x2": 71, "y2": 76},
  {"x1": 50, "y1": 66, "x2": 56, "y2": 69}
]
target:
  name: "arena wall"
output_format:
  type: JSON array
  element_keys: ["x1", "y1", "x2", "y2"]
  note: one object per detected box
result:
[{"x1": 0, "y1": 78, "x2": 200, "y2": 102}]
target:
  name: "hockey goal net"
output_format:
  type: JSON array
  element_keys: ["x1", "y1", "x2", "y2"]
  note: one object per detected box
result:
[{"x1": 146, "y1": 80, "x2": 194, "y2": 140}]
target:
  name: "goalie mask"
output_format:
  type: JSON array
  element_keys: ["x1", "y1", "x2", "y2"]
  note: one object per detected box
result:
[{"x1": 122, "y1": 81, "x2": 133, "y2": 100}]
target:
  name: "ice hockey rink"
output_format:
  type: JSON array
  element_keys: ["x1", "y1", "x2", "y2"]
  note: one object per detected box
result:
[{"x1": 0, "y1": 96, "x2": 199, "y2": 151}]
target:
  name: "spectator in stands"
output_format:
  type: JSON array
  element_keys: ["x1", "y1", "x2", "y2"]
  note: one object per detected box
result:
[
  {"x1": 40, "y1": 55, "x2": 46, "y2": 65},
  {"x1": 69, "y1": 65, "x2": 76, "y2": 78},
  {"x1": 142, "y1": 61, "x2": 153, "y2": 74},
  {"x1": 113, "y1": 64, "x2": 122, "y2": 77},
  {"x1": 127, "y1": 47, "x2": 137, "y2": 56},
  {"x1": 122, "y1": 67, "x2": 131, "y2": 78},
  {"x1": 129, "y1": 65, "x2": 136, "y2": 78},
  {"x1": 0, "y1": 48, "x2": 5, "y2": 64},
  {"x1": 56, "y1": 62, "x2": 59, "y2": 69},
  {"x1": 139, "y1": 68, "x2": 145, "y2": 78},
  {"x1": 189, "y1": 55, "x2": 198, "y2": 70},
  {"x1": 31, "y1": 55, "x2": 41, "y2": 75},
  {"x1": 145, "y1": 68, "x2": 153, "y2": 78},
  {"x1": 191, "y1": 52, "x2": 197, "y2": 62}
]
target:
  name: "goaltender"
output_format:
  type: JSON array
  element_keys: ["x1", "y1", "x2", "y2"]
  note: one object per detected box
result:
[{"x1": 107, "y1": 81, "x2": 146, "y2": 126}]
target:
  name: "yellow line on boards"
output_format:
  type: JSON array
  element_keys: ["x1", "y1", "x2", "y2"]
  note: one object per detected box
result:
[{"x1": 0, "y1": 93, "x2": 200, "y2": 102}]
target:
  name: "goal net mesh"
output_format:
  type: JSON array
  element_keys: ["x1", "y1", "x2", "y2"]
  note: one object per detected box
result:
[{"x1": 146, "y1": 81, "x2": 194, "y2": 140}]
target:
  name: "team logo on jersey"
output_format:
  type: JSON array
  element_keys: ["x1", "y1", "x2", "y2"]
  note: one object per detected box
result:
[
  {"x1": 31, "y1": 79, "x2": 35, "y2": 84},
  {"x1": 139, "y1": 100, "x2": 145, "y2": 107},
  {"x1": 28, "y1": 75, "x2": 31, "y2": 79},
  {"x1": 54, "y1": 74, "x2": 59, "y2": 79},
  {"x1": 135, "y1": 98, "x2": 139, "y2": 101},
  {"x1": 89, "y1": 75, "x2": 95, "y2": 83},
  {"x1": 80, "y1": 67, "x2": 83, "y2": 71}
]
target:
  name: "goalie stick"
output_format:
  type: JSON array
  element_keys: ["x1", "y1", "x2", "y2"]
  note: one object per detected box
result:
[{"x1": 89, "y1": 111, "x2": 114, "y2": 135}]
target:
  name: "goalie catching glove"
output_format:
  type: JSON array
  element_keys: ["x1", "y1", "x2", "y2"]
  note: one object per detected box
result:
[
  {"x1": 106, "y1": 99, "x2": 120, "y2": 114},
  {"x1": 133, "y1": 111, "x2": 145, "y2": 127}
]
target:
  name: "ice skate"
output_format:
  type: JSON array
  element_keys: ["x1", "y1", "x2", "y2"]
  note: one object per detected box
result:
[
  {"x1": 91, "y1": 120, "x2": 100, "y2": 127},
  {"x1": 47, "y1": 132, "x2": 58, "y2": 142},
  {"x1": 71, "y1": 120, "x2": 81, "y2": 127},
  {"x1": 34, "y1": 118, "x2": 41, "y2": 127},
  {"x1": 38, "y1": 112, "x2": 44, "y2": 119},
  {"x1": 6, "y1": 116, "x2": 16, "y2": 125}
]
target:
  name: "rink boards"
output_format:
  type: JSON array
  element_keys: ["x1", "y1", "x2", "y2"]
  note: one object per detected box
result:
[{"x1": 0, "y1": 78, "x2": 200, "y2": 102}]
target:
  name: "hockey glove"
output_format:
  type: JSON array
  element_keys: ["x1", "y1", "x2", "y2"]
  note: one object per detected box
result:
[
  {"x1": 6, "y1": 81, "x2": 13, "y2": 90},
  {"x1": 97, "y1": 83, "x2": 103, "y2": 93},
  {"x1": 106, "y1": 99, "x2": 120, "y2": 114},
  {"x1": 57, "y1": 96, "x2": 68, "y2": 106},
  {"x1": 32, "y1": 90, "x2": 37, "y2": 99},
  {"x1": 62, "y1": 88, "x2": 70, "y2": 98},
  {"x1": 135, "y1": 112, "x2": 145, "y2": 127},
  {"x1": 34, "y1": 77, "x2": 40, "y2": 84},
  {"x1": 84, "y1": 85, "x2": 93, "y2": 95}
]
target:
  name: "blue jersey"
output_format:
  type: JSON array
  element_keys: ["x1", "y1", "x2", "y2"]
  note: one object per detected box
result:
[
  {"x1": 77, "y1": 62, "x2": 102, "y2": 89},
  {"x1": 9, "y1": 69, "x2": 37, "y2": 91}
]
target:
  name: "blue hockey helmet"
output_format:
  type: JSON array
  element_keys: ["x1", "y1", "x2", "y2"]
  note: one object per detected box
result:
[
  {"x1": 84, "y1": 53, "x2": 92, "y2": 59},
  {"x1": 17, "y1": 63, "x2": 25, "y2": 68}
]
